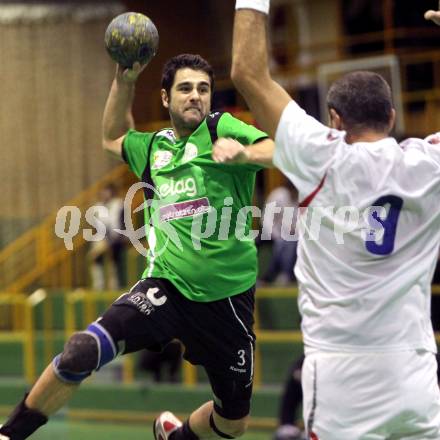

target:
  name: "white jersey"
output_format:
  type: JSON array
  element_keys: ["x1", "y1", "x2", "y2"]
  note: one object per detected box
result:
[{"x1": 274, "y1": 101, "x2": 440, "y2": 353}]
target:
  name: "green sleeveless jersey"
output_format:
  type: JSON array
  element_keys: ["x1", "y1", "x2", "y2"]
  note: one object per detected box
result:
[{"x1": 122, "y1": 111, "x2": 266, "y2": 302}]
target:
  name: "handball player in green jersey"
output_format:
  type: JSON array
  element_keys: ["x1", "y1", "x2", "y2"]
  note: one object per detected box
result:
[{"x1": 0, "y1": 54, "x2": 274, "y2": 440}]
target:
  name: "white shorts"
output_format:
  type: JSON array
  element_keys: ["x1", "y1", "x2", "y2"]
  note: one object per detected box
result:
[{"x1": 302, "y1": 350, "x2": 440, "y2": 440}]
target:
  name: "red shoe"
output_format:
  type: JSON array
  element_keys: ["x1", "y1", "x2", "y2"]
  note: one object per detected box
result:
[{"x1": 153, "y1": 411, "x2": 183, "y2": 440}]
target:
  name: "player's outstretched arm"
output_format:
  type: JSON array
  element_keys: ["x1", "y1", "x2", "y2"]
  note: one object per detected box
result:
[
  {"x1": 425, "y1": 9, "x2": 440, "y2": 26},
  {"x1": 212, "y1": 138, "x2": 274, "y2": 167},
  {"x1": 102, "y1": 62, "x2": 146, "y2": 158},
  {"x1": 232, "y1": 2, "x2": 291, "y2": 139}
]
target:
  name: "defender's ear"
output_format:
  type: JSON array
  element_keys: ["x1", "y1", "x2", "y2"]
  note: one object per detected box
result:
[
  {"x1": 329, "y1": 108, "x2": 342, "y2": 130},
  {"x1": 389, "y1": 109, "x2": 396, "y2": 132}
]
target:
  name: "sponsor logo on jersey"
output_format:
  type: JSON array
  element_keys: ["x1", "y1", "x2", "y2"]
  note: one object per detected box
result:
[
  {"x1": 156, "y1": 129, "x2": 176, "y2": 143},
  {"x1": 181, "y1": 142, "x2": 198, "y2": 164},
  {"x1": 158, "y1": 177, "x2": 197, "y2": 198},
  {"x1": 152, "y1": 150, "x2": 173, "y2": 169},
  {"x1": 159, "y1": 197, "x2": 211, "y2": 222}
]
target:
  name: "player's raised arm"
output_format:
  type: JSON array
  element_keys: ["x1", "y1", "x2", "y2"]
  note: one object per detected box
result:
[
  {"x1": 102, "y1": 63, "x2": 146, "y2": 159},
  {"x1": 232, "y1": 1, "x2": 292, "y2": 139},
  {"x1": 102, "y1": 13, "x2": 158, "y2": 159},
  {"x1": 424, "y1": 8, "x2": 440, "y2": 142}
]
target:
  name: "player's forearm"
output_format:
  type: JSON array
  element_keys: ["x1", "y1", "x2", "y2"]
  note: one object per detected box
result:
[
  {"x1": 244, "y1": 138, "x2": 274, "y2": 167},
  {"x1": 213, "y1": 138, "x2": 274, "y2": 167},
  {"x1": 231, "y1": 9, "x2": 271, "y2": 99},
  {"x1": 102, "y1": 79, "x2": 135, "y2": 143}
]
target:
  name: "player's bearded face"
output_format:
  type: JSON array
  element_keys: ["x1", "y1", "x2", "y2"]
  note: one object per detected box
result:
[{"x1": 163, "y1": 68, "x2": 212, "y2": 133}]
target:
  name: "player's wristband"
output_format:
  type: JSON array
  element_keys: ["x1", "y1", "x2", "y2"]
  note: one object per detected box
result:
[{"x1": 235, "y1": 0, "x2": 270, "y2": 15}]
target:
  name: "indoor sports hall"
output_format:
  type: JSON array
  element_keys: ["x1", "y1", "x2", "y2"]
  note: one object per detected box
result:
[{"x1": 1, "y1": 1, "x2": 440, "y2": 439}]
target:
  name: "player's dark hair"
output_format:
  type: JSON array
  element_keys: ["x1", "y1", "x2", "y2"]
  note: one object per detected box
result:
[
  {"x1": 327, "y1": 71, "x2": 393, "y2": 133},
  {"x1": 161, "y1": 53, "x2": 215, "y2": 96}
]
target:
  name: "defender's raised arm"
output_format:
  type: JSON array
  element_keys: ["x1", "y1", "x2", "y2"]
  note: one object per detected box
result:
[{"x1": 232, "y1": 1, "x2": 291, "y2": 139}]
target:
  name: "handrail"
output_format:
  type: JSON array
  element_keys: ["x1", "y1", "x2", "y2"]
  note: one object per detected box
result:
[
  {"x1": 0, "y1": 166, "x2": 136, "y2": 292},
  {"x1": 23, "y1": 289, "x2": 47, "y2": 381},
  {"x1": 256, "y1": 284, "x2": 440, "y2": 298},
  {"x1": 2, "y1": 286, "x2": 440, "y2": 387},
  {"x1": 0, "y1": 166, "x2": 128, "y2": 265},
  {"x1": 0, "y1": 289, "x2": 47, "y2": 383}
]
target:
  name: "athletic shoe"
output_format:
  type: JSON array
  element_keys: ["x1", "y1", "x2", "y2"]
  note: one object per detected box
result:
[{"x1": 153, "y1": 411, "x2": 183, "y2": 440}]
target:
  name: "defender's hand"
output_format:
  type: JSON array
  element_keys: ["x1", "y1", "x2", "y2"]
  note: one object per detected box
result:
[
  {"x1": 425, "y1": 10, "x2": 440, "y2": 26},
  {"x1": 212, "y1": 138, "x2": 249, "y2": 164},
  {"x1": 116, "y1": 62, "x2": 147, "y2": 84}
]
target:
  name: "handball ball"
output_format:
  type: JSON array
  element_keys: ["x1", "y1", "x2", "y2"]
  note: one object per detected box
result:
[{"x1": 104, "y1": 12, "x2": 159, "y2": 68}]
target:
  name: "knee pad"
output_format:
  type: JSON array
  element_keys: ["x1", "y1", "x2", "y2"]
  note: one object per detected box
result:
[{"x1": 52, "y1": 322, "x2": 119, "y2": 384}]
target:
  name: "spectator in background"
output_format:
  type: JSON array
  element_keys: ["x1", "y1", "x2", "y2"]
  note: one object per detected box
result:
[
  {"x1": 273, "y1": 355, "x2": 305, "y2": 440},
  {"x1": 260, "y1": 184, "x2": 298, "y2": 285},
  {"x1": 88, "y1": 184, "x2": 125, "y2": 290}
]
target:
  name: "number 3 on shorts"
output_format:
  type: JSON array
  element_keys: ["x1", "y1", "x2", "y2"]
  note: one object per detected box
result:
[{"x1": 237, "y1": 349, "x2": 246, "y2": 367}]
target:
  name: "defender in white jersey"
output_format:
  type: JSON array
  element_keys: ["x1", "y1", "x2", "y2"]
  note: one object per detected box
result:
[{"x1": 212, "y1": 2, "x2": 440, "y2": 439}]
